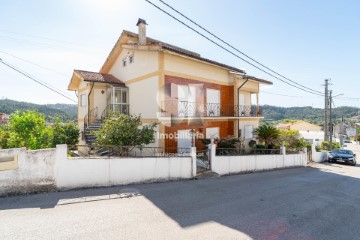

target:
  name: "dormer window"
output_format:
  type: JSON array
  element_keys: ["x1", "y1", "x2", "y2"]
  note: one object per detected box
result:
[
  {"x1": 129, "y1": 55, "x2": 134, "y2": 64},
  {"x1": 122, "y1": 59, "x2": 127, "y2": 67}
]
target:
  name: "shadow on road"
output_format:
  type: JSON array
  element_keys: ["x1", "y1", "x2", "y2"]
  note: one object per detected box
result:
[{"x1": 1, "y1": 165, "x2": 360, "y2": 239}]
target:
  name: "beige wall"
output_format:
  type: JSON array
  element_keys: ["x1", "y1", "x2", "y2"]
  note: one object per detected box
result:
[
  {"x1": 128, "y1": 76, "x2": 159, "y2": 119},
  {"x1": 164, "y1": 53, "x2": 230, "y2": 84},
  {"x1": 93, "y1": 84, "x2": 108, "y2": 117},
  {"x1": 239, "y1": 91, "x2": 252, "y2": 106},
  {"x1": 239, "y1": 119, "x2": 259, "y2": 149},
  {"x1": 237, "y1": 79, "x2": 259, "y2": 92},
  {"x1": 109, "y1": 50, "x2": 158, "y2": 82}
]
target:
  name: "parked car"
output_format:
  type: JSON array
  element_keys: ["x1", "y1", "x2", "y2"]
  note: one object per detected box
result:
[{"x1": 328, "y1": 149, "x2": 357, "y2": 166}]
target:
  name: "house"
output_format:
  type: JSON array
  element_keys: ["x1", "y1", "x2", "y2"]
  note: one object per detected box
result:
[
  {"x1": 276, "y1": 120, "x2": 324, "y2": 145},
  {"x1": 276, "y1": 120, "x2": 322, "y2": 131},
  {"x1": 0, "y1": 113, "x2": 9, "y2": 126},
  {"x1": 68, "y1": 19, "x2": 272, "y2": 152}
]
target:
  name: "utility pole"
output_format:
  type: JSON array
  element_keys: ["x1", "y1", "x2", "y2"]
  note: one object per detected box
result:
[
  {"x1": 340, "y1": 116, "x2": 344, "y2": 146},
  {"x1": 329, "y1": 90, "x2": 333, "y2": 150},
  {"x1": 324, "y1": 79, "x2": 329, "y2": 142}
]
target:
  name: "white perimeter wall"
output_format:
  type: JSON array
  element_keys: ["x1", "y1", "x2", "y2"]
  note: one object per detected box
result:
[
  {"x1": 0, "y1": 148, "x2": 56, "y2": 195},
  {"x1": 212, "y1": 153, "x2": 307, "y2": 176},
  {"x1": 56, "y1": 145, "x2": 193, "y2": 189},
  {"x1": 0, "y1": 145, "x2": 195, "y2": 195}
]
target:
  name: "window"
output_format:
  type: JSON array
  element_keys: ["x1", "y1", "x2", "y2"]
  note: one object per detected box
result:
[
  {"x1": 122, "y1": 59, "x2": 127, "y2": 67},
  {"x1": 244, "y1": 125, "x2": 254, "y2": 139},
  {"x1": 80, "y1": 94, "x2": 87, "y2": 107},
  {"x1": 129, "y1": 55, "x2": 134, "y2": 63}
]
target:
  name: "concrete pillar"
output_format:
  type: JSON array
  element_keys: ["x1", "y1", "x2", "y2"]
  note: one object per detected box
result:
[
  {"x1": 208, "y1": 144, "x2": 216, "y2": 171},
  {"x1": 54, "y1": 144, "x2": 68, "y2": 187},
  {"x1": 303, "y1": 147, "x2": 308, "y2": 167},
  {"x1": 191, "y1": 147, "x2": 197, "y2": 177},
  {"x1": 280, "y1": 146, "x2": 286, "y2": 155}
]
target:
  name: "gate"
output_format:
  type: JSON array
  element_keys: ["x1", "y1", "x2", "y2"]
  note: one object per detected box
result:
[
  {"x1": 307, "y1": 150, "x2": 313, "y2": 163},
  {"x1": 196, "y1": 148, "x2": 211, "y2": 174}
]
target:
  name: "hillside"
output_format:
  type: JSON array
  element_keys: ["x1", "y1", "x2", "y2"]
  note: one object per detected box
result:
[
  {"x1": 0, "y1": 99, "x2": 359, "y2": 125},
  {"x1": 262, "y1": 105, "x2": 360, "y2": 125},
  {"x1": 0, "y1": 99, "x2": 77, "y2": 122}
]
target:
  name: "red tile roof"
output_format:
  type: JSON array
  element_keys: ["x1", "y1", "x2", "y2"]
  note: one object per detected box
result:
[{"x1": 74, "y1": 70, "x2": 125, "y2": 86}]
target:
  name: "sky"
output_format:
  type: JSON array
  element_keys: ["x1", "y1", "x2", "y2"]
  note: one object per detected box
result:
[{"x1": 0, "y1": 0, "x2": 360, "y2": 108}]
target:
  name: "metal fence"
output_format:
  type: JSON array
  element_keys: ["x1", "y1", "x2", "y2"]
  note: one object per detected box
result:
[
  {"x1": 68, "y1": 145, "x2": 192, "y2": 158},
  {"x1": 216, "y1": 148, "x2": 282, "y2": 156}
]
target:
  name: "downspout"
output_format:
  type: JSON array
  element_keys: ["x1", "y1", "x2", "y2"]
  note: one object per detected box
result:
[{"x1": 237, "y1": 77, "x2": 249, "y2": 138}]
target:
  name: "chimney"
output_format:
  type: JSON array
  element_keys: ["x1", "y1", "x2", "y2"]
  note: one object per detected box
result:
[{"x1": 136, "y1": 18, "x2": 147, "y2": 45}]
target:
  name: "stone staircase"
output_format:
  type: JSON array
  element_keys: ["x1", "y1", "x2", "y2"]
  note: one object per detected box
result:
[{"x1": 84, "y1": 119, "x2": 102, "y2": 145}]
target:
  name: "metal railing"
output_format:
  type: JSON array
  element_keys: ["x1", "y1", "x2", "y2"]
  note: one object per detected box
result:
[
  {"x1": 216, "y1": 148, "x2": 281, "y2": 156},
  {"x1": 161, "y1": 101, "x2": 261, "y2": 117},
  {"x1": 101, "y1": 104, "x2": 130, "y2": 121},
  {"x1": 68, "y1": 145, "x2": 192, "y2": 158},
  {"x1": 84, "y1": 107, "x2": 98, "y2": 130}
]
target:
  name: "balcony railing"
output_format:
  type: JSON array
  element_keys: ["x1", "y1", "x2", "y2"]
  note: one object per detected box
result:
[
  {"x1": 101, "y1": 104, "x2": 130, "y2": 121},
  {"x1": 161, "y1": 101, "x2": 261, "y2": 118}
]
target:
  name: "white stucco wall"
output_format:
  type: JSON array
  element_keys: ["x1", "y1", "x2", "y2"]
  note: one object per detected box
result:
[
  {"x1": 311, "y1": 144, "x2": 328, "y2": 163},
  {"x1": 212, "y1": 153, "x2": 307, "y2": 175},
  {"x1": 164, "y1": 53, "x2": 230, "y2": 84},
  {"x1": 128, "y1": 76, "x2": 158, "y2": 119},
  {"x1": 0, "y1": 148, "x2": 56, "y2": 195},
  {"x1": 78, "y1": 81, "x2": 89, "y2": 121},
  {"x1": 109, "y1": 50, "x2": 158, "y2": 82},
  {"x1": 239, "y1": 119, "x2": 259, "y2": 143},
  {"x1": 0, "y1": 145, "x2": 194, "y2": 195},
  {"x1": 55, "y1": 146, "x2": 193, "y2": 189}
]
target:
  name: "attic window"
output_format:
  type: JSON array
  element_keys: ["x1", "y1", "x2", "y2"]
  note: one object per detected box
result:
[
  {"x1": 129, "y1": 55, "x2": 134, "y2": 64},
  {"x1": 122, "y1": 59, "x2": 127, "y2": 67}
]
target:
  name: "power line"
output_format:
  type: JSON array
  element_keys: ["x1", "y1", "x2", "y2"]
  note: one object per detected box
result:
[
  {"x1": 261, "y1": 91, "x2": 302, "y2": 98},
  {"x1": 0, "y1": 59, "x2": 77, "y2": 103},
  {"x1": 0, "y1": 50, "x2": 70, "y2": 77},
  {"x1": 0, "y1": 29, "x2": 97, "y2": 48},
  {"x1": 148, "y1": 0, "x2": 324, "y2": 96}
]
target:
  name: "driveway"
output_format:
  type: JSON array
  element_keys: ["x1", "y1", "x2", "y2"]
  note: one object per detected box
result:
[{"x1": 1, "y1": 163, "x2": 360, "y2": 240}]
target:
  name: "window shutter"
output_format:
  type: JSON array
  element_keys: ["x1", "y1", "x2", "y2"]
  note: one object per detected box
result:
[{"x1": 171, "y1": 83, "x2": 178, "y2": 99}]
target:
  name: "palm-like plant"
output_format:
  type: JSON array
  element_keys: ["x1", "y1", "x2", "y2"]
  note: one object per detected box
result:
[{"x1": 253, "y1": 124, "x2": 280, "y2": 149}]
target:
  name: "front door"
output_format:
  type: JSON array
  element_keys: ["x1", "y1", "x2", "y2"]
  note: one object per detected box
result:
[{"x1": 177, "y1": 129, "x2": 192, "y2": 153}]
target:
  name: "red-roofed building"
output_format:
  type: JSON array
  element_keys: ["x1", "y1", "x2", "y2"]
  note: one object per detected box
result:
[
  {"x1": 0, "y1": 113, "x2": 10, "y2": 126},
  {"x1": 68, "y1": 19, "x2": 272, "y2": 151}
]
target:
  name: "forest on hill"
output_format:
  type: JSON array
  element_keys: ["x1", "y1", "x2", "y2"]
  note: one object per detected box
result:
[{"x1": 1, "y1": 99, "x2": 359, "y2": 125}]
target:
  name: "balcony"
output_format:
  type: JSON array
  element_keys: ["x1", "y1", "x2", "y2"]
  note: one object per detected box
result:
[{"x1": 161, "y1": 101, "x2": 262, "y2": 118}]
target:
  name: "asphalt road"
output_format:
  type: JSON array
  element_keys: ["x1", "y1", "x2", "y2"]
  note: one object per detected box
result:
[{"x1": 1, "y1": 163, "x2": 360, "y2": 240}]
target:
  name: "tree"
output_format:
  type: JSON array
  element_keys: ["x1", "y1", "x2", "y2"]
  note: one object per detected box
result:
[
  {"x1": 52, "y1": 119, "x2": 80, "y2": 147},
  {"x1": 94, "y1": 112, "x2": 157, "y2": 147},
  {"x1": 0, "y1": 126, "x2": 10, "y2": 149},
  {"x1": 7, "y1": 110, "x2": 53, "y2": 150},
  {"x1": 254, "y1": 124, "x2": 280, "y2": 149},
  {"x1": 321, "y1": 141, "x2": 341, "y2": 151},
  {"x1": 277, "y1": 129, "x2": 300, "y2": 148}
]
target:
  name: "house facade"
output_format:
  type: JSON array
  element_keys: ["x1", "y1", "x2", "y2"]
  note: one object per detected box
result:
[{"x1": 68, "y1": 19, "x2": 272, "y2": 152}]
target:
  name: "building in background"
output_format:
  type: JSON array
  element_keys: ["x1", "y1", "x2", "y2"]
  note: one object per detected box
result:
[{"x1": 0, "y1": 113, "x2": 10, "y2": 126}]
